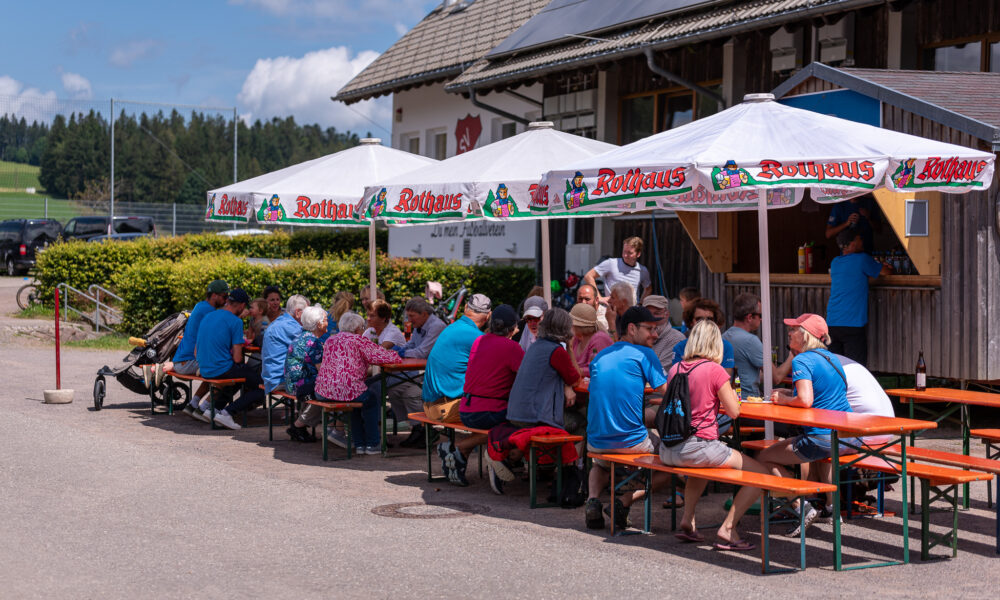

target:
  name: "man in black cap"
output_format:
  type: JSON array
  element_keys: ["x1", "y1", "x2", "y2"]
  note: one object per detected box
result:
[
  {"x1": 193, "y1": 288, "x2": 264, "y2": 430},
  {"x1": 583, "y1": 305, "x2": 670, "y2": 530}
]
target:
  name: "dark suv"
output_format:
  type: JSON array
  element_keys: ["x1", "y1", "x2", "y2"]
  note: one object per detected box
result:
[
  {"x1": 63, "y1": 216, "x2": 156, "y2": 240},
  {"x1": 0, "y1": 219, "x2": 63, "y2": 275}
]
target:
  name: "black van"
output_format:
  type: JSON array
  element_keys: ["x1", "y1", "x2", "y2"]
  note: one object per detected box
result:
[
  {"x1": 63, "y1": 216, "x2": 156, "y2": 240},
  {"x1": 0, "y1": 219, "x2": 63, "y2": 275}
]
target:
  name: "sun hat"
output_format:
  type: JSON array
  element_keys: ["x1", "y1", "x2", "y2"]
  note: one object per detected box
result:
[{"x1": 570, "y1": 303, "x2": 598, "y2": 327}]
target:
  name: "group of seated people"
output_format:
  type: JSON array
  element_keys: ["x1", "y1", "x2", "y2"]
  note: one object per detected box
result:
[{"x1": 145, "y1": 274, "x2": 895, "y2": 553}]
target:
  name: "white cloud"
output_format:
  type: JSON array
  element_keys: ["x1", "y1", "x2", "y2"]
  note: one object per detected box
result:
[
  {"x1": 61, "y1": 72, "x2": 93, "y2": 100},
  {"x1": 238, "y1": 46, "x2": 390, "y2": 133},
  {"x1": 109, "y1": 39, "x2": 161, "y2": 68},
  {"x1": 394, "y1": 22, "x2": 408, "y2": 36},
  {"x1": 0, "y1": 76, "x2": 61, "y2": 123}
]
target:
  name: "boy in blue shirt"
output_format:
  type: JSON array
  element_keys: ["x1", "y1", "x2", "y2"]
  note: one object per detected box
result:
[{"x1": 826, "y1": 231, "x2": 891, "y2": 366}]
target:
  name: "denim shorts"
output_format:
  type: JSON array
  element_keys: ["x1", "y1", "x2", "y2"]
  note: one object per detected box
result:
[
  {"x1": 460, "y1": 410, "x2": 507, "y2": 431},
  {"x1": 791, "y1": 434, "x2": 835, "y2": 462},
  {"x1": 659, "y1": 436, "x2": 733, "y2": 468}
]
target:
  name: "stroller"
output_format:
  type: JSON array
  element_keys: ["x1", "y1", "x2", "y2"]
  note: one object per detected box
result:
[{"x1": 92, "y1": 312, "x2": 189, "y2": 411}]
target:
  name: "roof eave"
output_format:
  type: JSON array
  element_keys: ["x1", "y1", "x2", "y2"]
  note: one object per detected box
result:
[
  {"x1": 774, "y1": 63, "x2": 1000, "y2": 147},
  {"x1": 334, "y1": 66, "x2": 465, "y2": 105}
]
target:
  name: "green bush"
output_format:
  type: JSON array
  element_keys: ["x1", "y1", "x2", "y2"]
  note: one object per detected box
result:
[
  {"x1": 114, "y1": 252, "x2": 536, "y2": 333},
  {"x1": 34, "y1": 228, "x2": 389, "y2": 301}
]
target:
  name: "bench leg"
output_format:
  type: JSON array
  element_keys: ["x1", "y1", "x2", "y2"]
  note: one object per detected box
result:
[
  {"x1": 345, "y1": 412, "x2": 353, "y2": 459},
  {"x1": 920, "y1": 481, "x2": 960, "y2": 560},
  {"x1": 961, "y1": 404, "x2": 971, "y2": 509},
  {"x1": 529, "y1": 446, "x2": 538, "y2": 509},
  {"x1": 267, "y1": 393, "x2": 275, "y2": 442},
  {"x1": 209, "y1": 386, "x2": 217, "y2": 430},
  {"x1": 425, "y1": 423, "x2": 433, "y2": 482},
  {"x1": 322, "y1": 410, "x2": 329, "y2": 461}
]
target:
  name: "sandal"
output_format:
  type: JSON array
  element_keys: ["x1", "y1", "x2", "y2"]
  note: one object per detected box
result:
[
  {"x1": 713, "y1": 539, "x2": 756, "y2": 552},
  {"x1": 662, "y1": 491, "x2": 685, "y2": 509},
  {"x1": 674, "y1": 529, "x2": 704, "y2": 543}
]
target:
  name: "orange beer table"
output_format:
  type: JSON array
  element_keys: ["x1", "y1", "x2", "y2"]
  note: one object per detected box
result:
[
  {"x1": 733, "y1": 402, "x2": 936, "y2": 570},
  {"x1": 886, "y1": 387, "x2": 1000, "y2": 508},
  {"x1": 379, "y1": 358, "x2": 427, "y2": 456}
]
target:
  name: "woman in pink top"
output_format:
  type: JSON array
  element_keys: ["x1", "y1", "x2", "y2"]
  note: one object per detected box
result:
[
  {"x1": 569, "y1": 303, "x2": 613, "y2": 377},
  {"x1": 315, "y1": 311, "x2": 401, "y2": 455},
  {"x1": 659, "y1": 320, "x2": 770, "y2": 552}
]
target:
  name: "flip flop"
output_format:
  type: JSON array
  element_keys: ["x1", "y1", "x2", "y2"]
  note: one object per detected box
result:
[
  {"x1": 674, "y1": 529, "x2": 704, "y2": 543},
  {"x1": 662, "y1": 492, "x2": 685, "y2": 509},
  {"x1": 713, "y1": 539, "x2": 756, "y2": 552}
]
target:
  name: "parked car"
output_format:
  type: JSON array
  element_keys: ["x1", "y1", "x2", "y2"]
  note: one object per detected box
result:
[
  {"x1": 216, "y1": 228, "x2": 272, "y2": 237},
  {"x1": 63, "y1": 216, "x2": 156, "y2": 240},
  {"x1": 0, "y1": 218, "x2": 63, "y2": 275},
  {"x1": 87, "y1": 232, "x2": 152, "y2": 243}
]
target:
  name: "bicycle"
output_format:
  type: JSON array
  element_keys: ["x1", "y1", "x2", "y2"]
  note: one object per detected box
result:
[{"x1": 16, "y1": 278, "x2": 43, "y2": 310}]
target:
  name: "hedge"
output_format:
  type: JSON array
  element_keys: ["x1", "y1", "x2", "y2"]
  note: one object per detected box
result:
[
  {"x1": 35, "y1": 229, "x2": 388, "y2": 298},
  {"x1": 114, "y1": 252, "x2": 536, "y2": 333}
]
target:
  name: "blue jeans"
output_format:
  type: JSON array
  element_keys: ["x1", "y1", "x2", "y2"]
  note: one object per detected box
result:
[{"x1": 349, "y1": 390, "x2": 379, "y2": 448}]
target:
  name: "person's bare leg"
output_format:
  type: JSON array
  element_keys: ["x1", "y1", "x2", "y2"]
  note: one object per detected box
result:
[
  {"x1": 717, "y1": 452, "x2": 771, "y2": 544},
  {"x1": 588, "y1": 464, "x2": 610, "y2": 502},
  {"x1": 815, "y1": 461, "x2": 835, "y2": 507},
  {"x1": 621, "y1": 471, "x2": 671, "y2": 508},
  {"x1": 758, "y1": 440, "x2": 805, "y2": 509},
  {"x1": 679, "y1": 477, "x2": 709, "y2": 533},
  {"x1": 456, "y1": 433, "x2": 486, "y2": 458}
]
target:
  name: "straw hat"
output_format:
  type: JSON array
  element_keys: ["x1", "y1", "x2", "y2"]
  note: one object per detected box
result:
[{"x1": 570, "y1": 303, "x2": 598, "y2": 327}]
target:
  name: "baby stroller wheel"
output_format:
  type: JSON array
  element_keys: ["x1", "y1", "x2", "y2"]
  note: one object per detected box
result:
[
  {"x1": 93, "y1": 375, "x2": 106, "y2": 410},
  {"x1": 153, "y1": 381, "x2": 191, "y2": 411}
]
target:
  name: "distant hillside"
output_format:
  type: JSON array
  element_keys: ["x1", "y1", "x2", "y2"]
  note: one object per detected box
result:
[{"x1": 0, "y1": 160, "x2": 42, "y2": 192}]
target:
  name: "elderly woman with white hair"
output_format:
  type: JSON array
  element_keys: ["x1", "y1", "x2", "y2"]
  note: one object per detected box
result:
[
  {"x1": 284, "y1": 305, "x2": 329, "y2": 443},
  {"x1": 314, "y1": 311, "x2": 402, "y2": 455},
  {"x1": 758, "y1": 313, "x2": 855, "y2": 536}
]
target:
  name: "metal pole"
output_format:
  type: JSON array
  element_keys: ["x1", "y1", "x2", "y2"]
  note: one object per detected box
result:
[
  {"x1": 172, "y1": 202, "x2": 177, "y2": 236},
  {"x1": 54, "y1": 288, "x2": 61, "y2": 390},
  {"x1": 758, "y1": 195, "x2": 774, "y2": 440},
  {"x1": 110, "y1": 98, "x2": 115, "y2": 235},
  {"x1": 44, "y1": 197, "x2": 48, "y2": 219},
  {"x1": 369, "y1": 221, "x2": 377, "y2": 302},
  {"x1": 232, "y1": 108, "x2": 238, "y2": 230},
  {"x1": 541, "y1": 219, "x2": 552, "y2": 306}
]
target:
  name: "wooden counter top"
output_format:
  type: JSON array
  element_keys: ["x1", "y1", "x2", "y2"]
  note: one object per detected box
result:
[{"x1": 725, "y1": 273, "x2": 941, "y2": 287}]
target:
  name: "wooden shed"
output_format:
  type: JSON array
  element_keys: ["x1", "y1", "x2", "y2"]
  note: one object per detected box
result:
[{"x1": 693, "y1": 63, "x2": 1000, "y2": 382}]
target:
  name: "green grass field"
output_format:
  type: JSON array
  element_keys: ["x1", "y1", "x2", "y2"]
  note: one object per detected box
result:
[
  {"x1": 0, "y1": 195, "x2": 84, "y2": 222},
  {"x1": 0, "y1": 160, "x2": 42, "y2": 191}
]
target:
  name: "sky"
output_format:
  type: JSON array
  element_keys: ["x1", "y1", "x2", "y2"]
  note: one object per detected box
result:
[{"x1": 0, "y1": 0, "x2": 442, "y2": 137}]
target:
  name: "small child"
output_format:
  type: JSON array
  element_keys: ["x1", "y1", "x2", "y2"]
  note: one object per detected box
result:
[{"x1": 245, "y1": 298, "x2": 268, "y2": 346}]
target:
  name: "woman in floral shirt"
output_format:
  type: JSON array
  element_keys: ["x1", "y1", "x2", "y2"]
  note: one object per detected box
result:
[
  {"x1": 285, "y1": 306, "x2": 328, "y2": 443},
  {"x1": 316, "y1": 311, "x2": 402, "y2": 455}
]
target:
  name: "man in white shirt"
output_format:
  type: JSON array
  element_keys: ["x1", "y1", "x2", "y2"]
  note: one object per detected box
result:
[
  {"x1": 584, "y1": 236, "x2": 652, "y2": 304},
  {"x1": 836, "y1": 353, "x2": 895, "y2": 445}
]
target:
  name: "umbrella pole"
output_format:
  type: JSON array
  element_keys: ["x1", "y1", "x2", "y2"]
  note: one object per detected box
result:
[
  {"x1": 541, "y1": 219, "x2": 552, "y2": 307},
  {"x1": 757, "y1": 196, "x2": 774, "y2": 440},
  {"x1": 368, "y1": 221, "x2": 377, "y2": 303}
]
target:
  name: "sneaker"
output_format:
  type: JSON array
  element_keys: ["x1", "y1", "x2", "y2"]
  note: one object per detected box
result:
[
  {"x1": 786, "y1": 504, "x2": 819, "y2": 537},
  {"x1": 286, "y1": 425, "x2": 310, "y2": 443},
  {"x1": 398, "y1": 425, "x2": 425, "y2": 448},
  {"x1": 364, "y1": 444, "x2": 382, "y2": 455},
  {"x1": 192, "y1": 407, "x2": 212, "y2": 423},
  {"x1": 437, "y1": 441, "x2": 454, "y2": 480},
  {"x1": 142, "y1": 365, "x2": 153, "y2": 388},
  {"x1": 153, "y1": 363, "x2": 166, "y2": 388},
  {"x1": 213, "y1": 410, "x2": 242, "y2": 430},
  {"x1": 326, "y1": 429, "x2": 349, "y2": 449},
  {"x1": 484, "y1": 453, "x2": 515, "y2": 482},
  {"x1": 604, "y1": 498, "x2": 632, "y2": 531},
  {"x1": 447, "y1": 449, "x2": 469, "y2": 487},
  {"x1": 487, "y1": 462, "x2": 505, "y2": 495},
  {"x1": 182, "y1": 404, "x2": 199, "y2": 419},
  {"x1": 585, "y1": 498, "x2": 605, "y2": 530}
]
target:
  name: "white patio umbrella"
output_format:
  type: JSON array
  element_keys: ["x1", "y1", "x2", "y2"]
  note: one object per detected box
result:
[
  {"x1": 205, "y1": 138, "x2": 438, "y2": 301},
  {"x1": 540, "y1": 93, "x2": 995, "y2": 430},
  {"x1": 358, "y1": 122, "x2": 618, "y2": 304}
]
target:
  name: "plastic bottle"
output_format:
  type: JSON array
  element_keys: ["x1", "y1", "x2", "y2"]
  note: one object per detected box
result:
[
  {"x1": 734, "y1": 375, "x2": 742, "y2": 402},
  {"x1": 797, "y1": 245, "x2": 806, "y2": 274},
  {"x1": 804, "y1": 242, "x2": 814, "y2": 274},
  {"x1": 915, "y1": 351, "x2": 927, "y2": 391},
  {"x1": 772, "y1": 346, "x2": 779, "y2": 365}
]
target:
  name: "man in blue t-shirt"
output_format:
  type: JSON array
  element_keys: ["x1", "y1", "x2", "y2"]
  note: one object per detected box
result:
[
  {"x1": 825, "y1": 195, "x2": 877, "y2": 253},
  {"x1": 584, "y1": 306, "x2": 669, "y2": 531},
  {"x1": 826, "y1": 230, "x2": 890, "y2": 366},
  {"x1": 156, "y1": 279, "x2": 228, "y2": 421},
  {"x1": 192, "y1": 289, "x2": 264, "y2": 430},
  {"x1": 722, "y1": 292, "x2": 794, "y2": 398}
]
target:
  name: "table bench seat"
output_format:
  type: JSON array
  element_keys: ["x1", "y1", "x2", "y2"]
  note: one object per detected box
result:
[{"x1": 161, "y1": 370, "x2": 245, "y2": 427}]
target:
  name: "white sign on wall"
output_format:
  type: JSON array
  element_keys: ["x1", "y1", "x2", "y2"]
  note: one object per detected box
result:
[{"x1": 388, "y1": 220, "x2": 537, "y2": 264}]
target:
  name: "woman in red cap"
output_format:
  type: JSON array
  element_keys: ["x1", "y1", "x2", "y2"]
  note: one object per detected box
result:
[{"x1": 756, "y1": 313, "x2": 854, "y2": 537}]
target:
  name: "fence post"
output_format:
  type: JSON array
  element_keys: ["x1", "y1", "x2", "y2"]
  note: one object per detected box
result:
[
  {"x1": 172, "y1": 203, "x2": 177, "y2": 236},
  {"x1": 44, "y1": 197, "x2": 48, "y2": 218}
]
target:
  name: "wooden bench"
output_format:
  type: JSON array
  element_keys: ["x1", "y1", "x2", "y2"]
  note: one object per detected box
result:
[
  {"x1": 260, "y1": 386, "x2": 298, "y2": 441},
  {"x1": 408, "y1": 413, "x2": 489, "y2": 483},
  {"x1": 830, "y1": 453, "x2": 993, "y2": 560},
  {"x1": 972, "y1": 429, "x2": 1000, "y2": 511},
  {"x1": 881, "y1": 444, "x2": 1000, "y2": 555},
  {"x1": 306, "y1": 400, "x2": 363, "y2": 461},
  {"x1": 589, "y1": 451, "x2": 836, "y2": 573},
  {"x1": 162, "y1": 370, "x2": 245, "y2": 429}
]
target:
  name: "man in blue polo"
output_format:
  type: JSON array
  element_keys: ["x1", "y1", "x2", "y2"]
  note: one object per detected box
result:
[
  {"x1": 585, "y1": 306, "x2": 669, "y2": 531},
  {"x1": 193, "y1": 289, "x2": 264, "y2": 430},
  {"x1": 827, "y1": 230, "x2": 890, "y2": 366},
  {"x1": 261, "y1": 294, "x2": 309, "y2": 394},
  {"x1": 166, "y1": 279, "x2": 228, "y2": 421}
]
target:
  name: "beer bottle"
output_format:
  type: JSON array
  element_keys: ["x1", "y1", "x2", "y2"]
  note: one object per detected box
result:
[
  {"x1": 734, "y1": 375, "x2": 742, "y2": 402},
  {"x1": 915, "y1": 351, "x2": 927, "y2": 391},
  {"x1": 404, "y1": 320, "x2": 413, "y2": 342}
]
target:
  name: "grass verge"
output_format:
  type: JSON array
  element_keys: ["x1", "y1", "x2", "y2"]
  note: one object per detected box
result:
[{"x1": 64, "y1": 334, "x2": 133, "y2": 351}]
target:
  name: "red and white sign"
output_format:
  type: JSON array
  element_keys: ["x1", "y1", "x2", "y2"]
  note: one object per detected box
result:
[{"x1": 455, "y1": 114, "x2": 482, "y2": 155}]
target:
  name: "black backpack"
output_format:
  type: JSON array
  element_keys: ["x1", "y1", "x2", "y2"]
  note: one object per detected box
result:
[{"x1": 655, "y1": 360, "x2": 708, "y2": 447}]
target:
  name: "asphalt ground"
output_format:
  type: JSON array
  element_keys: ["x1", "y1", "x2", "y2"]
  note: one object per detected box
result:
[{"x1": 1, "y1": 276, "x2": 998, "y2": 598}]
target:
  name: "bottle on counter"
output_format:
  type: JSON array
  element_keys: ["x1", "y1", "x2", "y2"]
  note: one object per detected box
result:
[
  {"x1": 915, "y1": 350, "x2": 927, "y2": 391},
  {"x1": 804, "y1": 241, "x2": 814, "y2": 274},
  {"x1": 797, "y1": 245, "x2": 806, "y2": 274}
]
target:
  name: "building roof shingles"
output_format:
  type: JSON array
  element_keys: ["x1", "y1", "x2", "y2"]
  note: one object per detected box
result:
[{"x1": 335, "y1": 0, "x2": 549, "y2": 104}]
